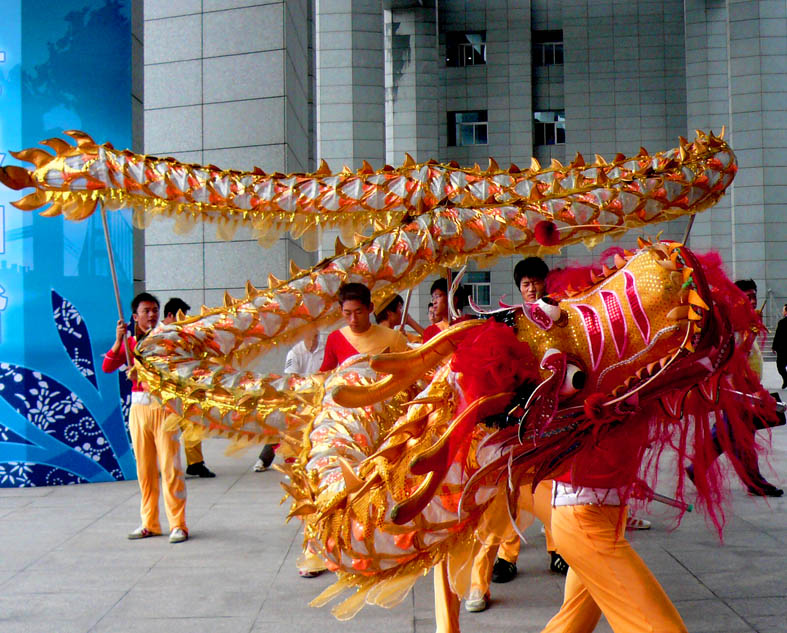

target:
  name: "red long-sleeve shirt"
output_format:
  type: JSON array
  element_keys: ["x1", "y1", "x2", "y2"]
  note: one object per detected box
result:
[{"x1": 102, "y1": 336, "x2": 144, "y2": 392}]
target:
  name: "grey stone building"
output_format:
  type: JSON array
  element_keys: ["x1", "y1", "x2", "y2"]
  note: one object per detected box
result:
[{"x1": 136, "y1": 0, "x2": 787, "y2": 370}]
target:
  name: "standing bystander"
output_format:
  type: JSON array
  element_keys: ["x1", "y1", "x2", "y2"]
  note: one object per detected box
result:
[
  {"x1": 253, "y1": 329, "x2": 326, "y2": 473},
  {"x1": 772, "y1": 303, "x2": 787, "y2": 389}
]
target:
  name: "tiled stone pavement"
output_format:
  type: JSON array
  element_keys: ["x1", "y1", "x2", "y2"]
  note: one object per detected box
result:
[{"x1": 1, "y1": 367, "x2": 785, "y2": 633}]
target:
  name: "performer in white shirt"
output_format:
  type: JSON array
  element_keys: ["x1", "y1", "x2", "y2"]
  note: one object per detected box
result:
[
  {"x1": 284, "y1": 330, "x2": 326, "y2": 375},
  {"x1": 253, "y1": 330, "x2": 325, "y2": 472}
]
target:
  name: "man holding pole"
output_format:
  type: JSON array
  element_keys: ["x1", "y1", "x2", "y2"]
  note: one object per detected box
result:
[{"x1": 103, "y1": 292, "x2": 189, "y2": 544}]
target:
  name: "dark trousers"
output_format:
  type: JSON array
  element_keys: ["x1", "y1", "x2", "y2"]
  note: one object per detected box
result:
[
  {"x1": 709, "y1": 404, "x2": 784, "y2": 489},
  {"x1": 777, "y1": 354, "x2": 787, "y2": 388},
  {"x1": 259, "y1": 443, "x2": 276, "y2": 467}
]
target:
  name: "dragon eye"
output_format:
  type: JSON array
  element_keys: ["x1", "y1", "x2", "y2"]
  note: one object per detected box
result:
[{"x1": 560, "y1": 364, "x2": 586, "y2": 396}]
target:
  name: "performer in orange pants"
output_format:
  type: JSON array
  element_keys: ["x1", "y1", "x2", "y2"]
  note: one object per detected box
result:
[
  {"x1": 129, "y1": 402, "x2": 188, "y2": 535},
  {"x1": 466, "y1": 480, "x2": 557, "y2": 610},
  {"x1": 541, "y1": 503, "x2": 685, "y2": 633},
  {"x1": 162, "y1": 297, "x2": 216, "y2": 479},
  {"x1": 540, "y1": 418, "x2": 687, "y2": 633},
  {"x1": 434, "y1": 480, "x2": 555, "y2": 632},
  {"x1": 103, "y1": 292, "x2": 189, "y2": 544}
]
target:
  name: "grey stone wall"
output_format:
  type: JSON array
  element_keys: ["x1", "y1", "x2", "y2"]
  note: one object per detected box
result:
[
  {"x1": 685, "y1": 0, "x2": 787, "y2": 326},
  {"x1": 137, "y1": 0, "x2": 787, "y2": 332},
  {"x1": 141, "y1": 0, "x2": 314, "y2": 371}
]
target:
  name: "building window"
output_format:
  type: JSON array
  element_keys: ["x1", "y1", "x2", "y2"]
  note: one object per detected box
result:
[
  {"x1": 446, "y1": 32, "x2": 486, "y2": 67},
  {"x1": 464, "y1": 271, "x2": 491, "y2": 307},
  {"x1": 448, "y1": 110, "x2": 488, "y2": 146},
  {"x1": 534, "y1": 111, "x2": 565, "y2": 145},
  {"x1": 533, "y1": 29, "x2": 563, "y2": 66}
]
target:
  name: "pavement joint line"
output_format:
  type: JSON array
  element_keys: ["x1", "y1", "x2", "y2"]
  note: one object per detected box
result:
[
  {"x1": 250, "y1": 500, "x2": 304, "y2": 632},
  {"x1": 662, "y1": 544, "x2": 761, "y2": 631},
  {"x1": 83, "y1": 494, "x2": 171, "y2": 633}
]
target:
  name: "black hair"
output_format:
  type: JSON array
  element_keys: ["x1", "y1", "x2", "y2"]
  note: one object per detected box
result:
[
  {"x1": 375, "y1": 294, "x2": 404, "y2": 324},
  {"x1": 430, "y1": 278, "x2": 447, "y2": 296},
  {"x1": 734, "y1": 279, "x2": 757, "y2": 293},
  {"x1": 430, "y1": 278, "x2": 469, "y2": 309},
  {"x1": 163, "y1": 297, "x2": 191, "y2": 319},
  {"x1": 338, "y1": 282, "x2": 372, "y2": 308},
  {"x1": 131, "y1": 292, "x2": 159, "y2": 314},
  {"x1": 514, "y1": 257, "x2": 549, "y2": 287}
]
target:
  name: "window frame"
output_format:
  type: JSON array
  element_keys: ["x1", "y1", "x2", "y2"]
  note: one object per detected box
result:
[
  {"x1": 447, "y1": 110, "x2": 489, "y2": 147},
  {"x1": 464, "y1": 271, "x2": 492, "y2": 307},
  {"x1": 446, "y1": 31, "x2": 487, "y2": 67},
  {"x1": 532, "y1": 29, "x2": 564, "y2": 66},
  {"x1": 533, "y1": 110, "x2": 566, "y2": 146}
]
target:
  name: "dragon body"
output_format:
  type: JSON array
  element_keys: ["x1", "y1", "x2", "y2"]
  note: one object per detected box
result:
[
  {"x1": 0, "y1": 129, "x2": 737, "y2": 442},
  {"x1": 3, "y1": 130, "x2": 774, "y2": 619}
]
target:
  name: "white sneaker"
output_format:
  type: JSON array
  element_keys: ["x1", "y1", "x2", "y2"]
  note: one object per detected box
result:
[
  {"x1": 626, "y1": 516, "x2": 652, "y2": 530},
  {"x1": 169, "y1": 528, "x2": 188, "y2": 543},
  {"x1": 465, "y1": 590, "x2": 489, "y2": 613},
  {"x1": 253, "y1": 459, "x2": 268, "y2": 472},
  {"x1": 127, "y1": 525, "x2": 160, "y2": 540}
]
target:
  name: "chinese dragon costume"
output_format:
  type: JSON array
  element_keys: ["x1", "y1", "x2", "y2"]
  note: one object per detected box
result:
[{"x1": 1, "y1": 129, "x2": 778, "y2": 619}]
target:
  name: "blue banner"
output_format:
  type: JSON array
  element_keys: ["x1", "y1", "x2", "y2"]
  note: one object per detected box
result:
[{"x1": 0, "y1": 0, "x2": 135, "y2": 486}]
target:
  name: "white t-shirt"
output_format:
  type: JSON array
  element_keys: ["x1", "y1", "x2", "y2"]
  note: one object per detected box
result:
[{"x1": 284, "y1": 339, "x2": 326, "y2": 375}]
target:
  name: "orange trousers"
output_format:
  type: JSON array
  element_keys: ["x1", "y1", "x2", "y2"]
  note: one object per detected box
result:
[
  {"x1": 129, "y1": 403, "x2": 187, "y2": 533},
  {"x1": 542, "y1": 504, "x2": 686, "y2": 633},
  {"x1": 184, "y1": 439, "x2": 203, "y2": 466},
  {"x1": 470, "y1": 480, "x2": 555, "y2": 596},
  {"x1": 435, "y1": 481, "x2": 555, "y2": 633}
]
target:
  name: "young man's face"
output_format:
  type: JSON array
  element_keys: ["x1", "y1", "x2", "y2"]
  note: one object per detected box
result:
[
  {"x1": 743, "y1": 288, "x2": 757, "y2": 310},
  {"x1": 431, "y1": 289, "x2": 448, "y2": 320},
  {"x1": 133, "y1": 301, "x2": 160, "y2": 332},
  {"x1": 391, "y1": 302, "x2": 403, "y2": 324},
  {"x1": 163, "y1": 307, "x2": 189, "y2": 325},
  {"x1": 519, "y1": 276, "x2": 546, "y2": 303},
  {"x1": 341, "y1": 299, "x2": 373, "y2": 334}
]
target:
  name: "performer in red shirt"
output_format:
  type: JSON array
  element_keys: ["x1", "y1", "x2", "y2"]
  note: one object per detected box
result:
[
  {"x1": 422, "y1": 278, "x2": 471, "y2": 342},
  {"x1": 103, "y1": 292, "x2": 188, "y2": 544},
  {"x1": 299, "y1": 282, "x2": 408, "y2": 579},
  {"x1": 320, "y1": 282, "x2": 408, "y2": 371}
]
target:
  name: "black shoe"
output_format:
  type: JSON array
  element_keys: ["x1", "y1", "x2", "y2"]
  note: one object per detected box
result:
[
  {"x1": 491, "y1": 557, "x2": 517, "y2": 583},
  {"x1": 549, "y1": 551, "x2": 569, "y2": 575},
  {"x1": 686, "y1": 465, "x2": 696, "y2": 486},
  {"x1": 259, "y1": 444, "x2": 276, "y2": 469},
  {"x1": 747, "y1": 481, "x2": 784, "y2": 497},
  {"x1": 186, "y1": 462, "x2": 216, "y2": 478}
]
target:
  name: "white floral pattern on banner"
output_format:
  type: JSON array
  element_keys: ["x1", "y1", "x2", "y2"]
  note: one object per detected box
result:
[
  {"x1": 0, "y1": 364, "x2": 122, "y2": 480},
  {"x1": 0, "y1": 462, "x2": 84, "y2": 486},
  {"x1": 51, "y1": 290, "x2": 98, "y2": 388}
]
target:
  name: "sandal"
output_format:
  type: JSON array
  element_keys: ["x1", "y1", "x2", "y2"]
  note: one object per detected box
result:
[{"x1": 626, "y1": 516, "x2": 652, "y2": 530}]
